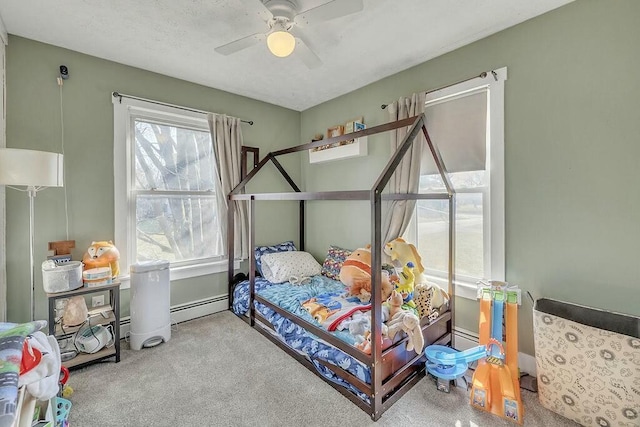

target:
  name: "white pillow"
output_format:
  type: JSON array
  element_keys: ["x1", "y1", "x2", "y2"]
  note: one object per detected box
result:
[{"x1": 260, "y1": 251, "x2": 322, "y2": 284}]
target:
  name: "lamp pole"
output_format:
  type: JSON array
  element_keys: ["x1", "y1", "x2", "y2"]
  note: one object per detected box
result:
[{"x1": 28, "y1": 186, "x2": 36, "y2": 321}]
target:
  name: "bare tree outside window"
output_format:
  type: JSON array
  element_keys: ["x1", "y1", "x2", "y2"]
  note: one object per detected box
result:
[{"x1": 133, "y1": 119, "x2": 222, "y2": 264}]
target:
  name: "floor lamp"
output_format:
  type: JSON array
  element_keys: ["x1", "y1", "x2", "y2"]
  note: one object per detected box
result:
[{"x1": 0, "y1": 148, "x2": 64, "y2": 321}]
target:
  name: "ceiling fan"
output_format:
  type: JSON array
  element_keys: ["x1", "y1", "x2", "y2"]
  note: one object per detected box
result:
[{"x1": 215, "y1": 0, "x2": 364, "y2": 68}]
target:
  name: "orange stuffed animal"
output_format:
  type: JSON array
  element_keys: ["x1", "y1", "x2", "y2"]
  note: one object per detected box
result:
[
  {"x1": 82, "y1": 241, "x2": 120, "y2": 279},
  {"x1": 339, "y1": 245, "x2": 393, "y2": 303}
]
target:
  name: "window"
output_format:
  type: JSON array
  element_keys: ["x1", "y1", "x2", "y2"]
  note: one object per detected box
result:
[
  {"x1": 406, "y1": 68, "x2": 506, "y2": 298},
  {"x1": 114, "y1": 97, "x2": 232, "y2": 287}
]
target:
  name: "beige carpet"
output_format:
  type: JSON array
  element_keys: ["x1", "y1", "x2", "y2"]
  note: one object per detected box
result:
[{"x1": 67, "y1": 311, "x2": 577, "y2": 426}]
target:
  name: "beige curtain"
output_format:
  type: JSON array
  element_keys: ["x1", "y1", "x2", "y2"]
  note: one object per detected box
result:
[
  {"x1": 382, "y1": 92, "x2": 426, "y2": 244},
  {"x1": 208, "y1": 114, "x2": 248, "y2": 260}
]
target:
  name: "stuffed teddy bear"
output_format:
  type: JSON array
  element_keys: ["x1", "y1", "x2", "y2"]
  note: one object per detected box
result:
[
  {"x1": 82, "y1": 241, "x2": 120, "y2": 279},
  {"x1": 384, "y1": 238, "x2": 425, "y2": 283},
  {"x1": 339, "y1": 245, "x2": 393, "y2": 303}
]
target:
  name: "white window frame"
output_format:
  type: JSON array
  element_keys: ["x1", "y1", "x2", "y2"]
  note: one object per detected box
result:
[
  {"x1": 410, "y1": 67, "x2": 506, "y2": 299},
  {"x1": 113, "y1": 96, "x2": 238, "y2": 289}
]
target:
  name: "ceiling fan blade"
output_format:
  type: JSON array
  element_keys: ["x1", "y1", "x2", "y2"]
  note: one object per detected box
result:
[
  {"x1": 294, "y1": 36, "x2": 322, "y2": 69},
  {"x1": 294, "y1": 0, "x2": 364, "y2": 26},
  {"x1": 248, "y1": 0, "x2": 274, "y2": 22},
  {"x1": 215, "y1": 33, "x2": 266, "y2": 56}
]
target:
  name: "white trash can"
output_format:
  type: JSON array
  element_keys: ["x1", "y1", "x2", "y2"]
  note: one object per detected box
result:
[{"x1": 129, "y1": 260, "x2": 171, "y2": 350}]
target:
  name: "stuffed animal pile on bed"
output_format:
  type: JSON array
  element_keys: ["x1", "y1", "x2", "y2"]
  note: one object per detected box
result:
[
  {"x1": 334, "y1": 238, "x2": 451, "y2": 355},
  {"x1": 384, "y1": 237, "x2": 449, "y2": 318}
]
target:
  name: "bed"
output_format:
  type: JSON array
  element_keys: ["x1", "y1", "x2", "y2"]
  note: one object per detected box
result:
[{"x1": 227, "y1": 115, "x2": 456, "y2": 420}]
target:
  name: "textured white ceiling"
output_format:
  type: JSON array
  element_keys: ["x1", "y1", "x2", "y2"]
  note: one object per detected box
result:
[{"x1": 0, "y1": 0, "x2": 572, "y2": 111}]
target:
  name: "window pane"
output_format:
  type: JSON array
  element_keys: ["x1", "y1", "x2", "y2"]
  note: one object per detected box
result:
[
  {"x1": 455, "y1": 193, "x2": 484, "y2": 278},
  {"x1": 416, "y1": 199, "x2": 450, "y2": 274},
  {"x1": 416, "y1": 193, "x2": 484, "y2": 279},
  {"x1": 135, "y1": 195, "x2": 222, "y2": 263},
  {"x1": 419, "y1": 170, "x2": 485, "y2": 192},
  {"x1": 134, "y1": 120, "x2": 215, "y2": 191}
]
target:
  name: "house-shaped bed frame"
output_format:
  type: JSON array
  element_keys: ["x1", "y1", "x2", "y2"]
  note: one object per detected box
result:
[{"x1": 227, "y1": 114, "x2": 456, "y2": 420}]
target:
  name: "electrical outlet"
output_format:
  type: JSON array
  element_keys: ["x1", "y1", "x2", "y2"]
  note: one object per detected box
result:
[{"x1": 91, "y1": 295, "x2": 105, "y2": 308}]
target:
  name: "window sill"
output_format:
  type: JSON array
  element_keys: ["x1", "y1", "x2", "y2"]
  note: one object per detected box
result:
[
  {"x1": 424, "y1": 274, "x2": 478, "y2": 301},
  {"x1": 117, "y1": 259, "x2": 240, "y2": 290}
]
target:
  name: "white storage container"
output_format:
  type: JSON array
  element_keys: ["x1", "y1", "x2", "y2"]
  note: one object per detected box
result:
[{"x1": 42, "y1": 261, "x2": 83, "y2": 293}]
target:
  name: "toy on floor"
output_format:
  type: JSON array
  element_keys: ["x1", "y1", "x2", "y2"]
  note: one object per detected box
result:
[
  {"x1": 424, "y1": 281, "x2": 524, "y2": 424},
  {"x1": 425, "y1": 344, "x2": 486, "y2": 392},
  {"x1": 470, "y1": 282, "x2": 523, "y2": 424},
  {"x1": 59, "y1": 365, "x2": 74, "y2": 398}
]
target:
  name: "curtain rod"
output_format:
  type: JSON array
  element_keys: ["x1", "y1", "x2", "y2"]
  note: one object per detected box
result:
[
  {"x1": 112, "y1": 92, "x2": 254, "y2": 125},
  {"x1": 380, "y1": 70, "x2": 498, "y2": 109}
]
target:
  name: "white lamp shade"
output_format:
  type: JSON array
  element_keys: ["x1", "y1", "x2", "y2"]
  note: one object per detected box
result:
[
  {"x1": 0, "y1": 148, "x2": 64, "y2": 187},
  {"x1": 267, "y1": 31, "x2": 296, "y2": 57}
]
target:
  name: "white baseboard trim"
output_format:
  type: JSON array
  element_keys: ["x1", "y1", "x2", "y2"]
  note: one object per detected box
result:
[
  {"x1": 119, "y1": 294, "x2": 229, "y2": 338},
  {"x1": 453, "y1": 327, "x2": 536, "y2": 377}
]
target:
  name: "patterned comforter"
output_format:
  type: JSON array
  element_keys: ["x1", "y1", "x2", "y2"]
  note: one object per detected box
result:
[{"x1": 232, "y1": 275, "x2": 372, "y2": 401}]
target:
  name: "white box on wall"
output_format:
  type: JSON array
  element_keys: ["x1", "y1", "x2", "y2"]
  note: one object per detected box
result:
[{"x1": 309, "y1": 136, "x2": 367, "y2": 164}]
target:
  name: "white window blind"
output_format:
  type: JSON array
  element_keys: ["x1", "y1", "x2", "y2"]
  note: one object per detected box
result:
[{"x1": 422, "y1": 89, "x2": 487, "y2": 174}]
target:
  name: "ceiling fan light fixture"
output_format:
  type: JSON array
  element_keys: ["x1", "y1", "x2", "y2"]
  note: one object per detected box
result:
[{"x1": 267, "y1": 30, "x2": 295, "y2": 57}]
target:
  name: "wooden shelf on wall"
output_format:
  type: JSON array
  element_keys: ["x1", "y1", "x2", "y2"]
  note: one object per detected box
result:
[{"x1": 309, "y1": 136, "x2": 368, "y2": 164}]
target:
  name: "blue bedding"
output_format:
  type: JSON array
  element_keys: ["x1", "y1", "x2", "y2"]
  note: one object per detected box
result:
[{"x1": 232, "y1": 275, "x2": 371, "y2": 401}]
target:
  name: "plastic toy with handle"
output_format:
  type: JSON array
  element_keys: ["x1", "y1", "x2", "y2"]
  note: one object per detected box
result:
[
  {"x1": 425, "y1": 281, "x2": 523, "y2": 424},
  {"x1": 469, "y1": 283, "x2": 523, "y2": 424}
]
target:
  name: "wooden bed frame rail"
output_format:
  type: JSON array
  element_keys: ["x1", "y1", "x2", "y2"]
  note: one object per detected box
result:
[{"x1": 227, "y1": 114, "x2": 456, "y2": 420}]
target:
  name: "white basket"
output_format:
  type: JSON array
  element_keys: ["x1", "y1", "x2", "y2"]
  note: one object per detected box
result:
[{"x1": 42, "y1": 261, "x2": 83, "y2": 293}]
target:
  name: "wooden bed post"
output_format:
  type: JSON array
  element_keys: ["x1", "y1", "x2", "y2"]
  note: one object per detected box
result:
[
  {"x1": 227, "y1": 195, "x2": 235, "y2": 310},
  {"x1": 449, "y1": 193, "x2": 456, "y2": 348},
  {"x1": 371, "y1": 187, "x2": 383, "y2": 419},
  {"x1": 249, "y1": 196, "x2": 256, "y2": 327},
  {"x1": 299, "y1": 200, "x2": 305, "y2": 251}
]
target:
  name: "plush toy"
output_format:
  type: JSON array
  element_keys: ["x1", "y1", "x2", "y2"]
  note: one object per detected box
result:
[
  {"x1": 339, "y1": 245, "x2": 393, "y2": 303},
  {"x1": 355, "y1": 329, "x2": 391, "y2": 355},
  {"x1": 82, "y1": 241, "x2": 120, "y2": 279},
  {"x1": 384, "y1": 290, "x2": 404, "y2": 320},
  {"x1": 386, "y1": 310, "x2": 424, "y2": 354},
  {"x1": 395, "y1": 262, "x2": 417, "y2": 308},
  {"x1": 384, "y1": 238, "x2": 425, "y2": 282},
  {"x1": 356, "y1": 330, "x2": 373, "y2": 354},
  {"x1": 414, "y1": 282, "x2": 450, "y2": 322}
]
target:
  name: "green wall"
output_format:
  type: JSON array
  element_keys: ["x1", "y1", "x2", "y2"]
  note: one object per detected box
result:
[
  {"x1": 5, "y1": 36, "x2": 301, "y2": 322},
  {"x1": 299, "y1": 0, "x2": 640, "y2": 356},
  {"x1": 5, "y1": 1, "x2": 639, "y2": 358}
]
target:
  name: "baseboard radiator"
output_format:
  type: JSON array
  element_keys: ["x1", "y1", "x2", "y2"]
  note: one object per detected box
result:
[{"x1": 119, "y1": 294, "x2": 229, "y2": 338}]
